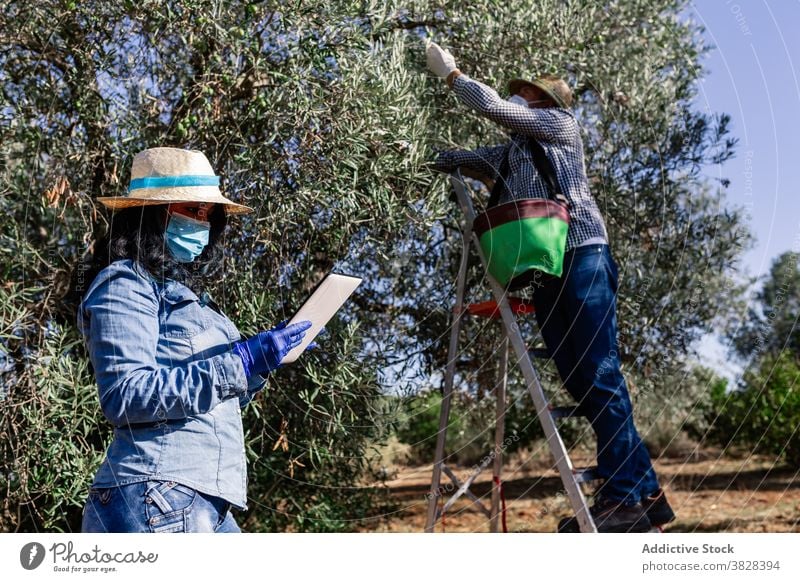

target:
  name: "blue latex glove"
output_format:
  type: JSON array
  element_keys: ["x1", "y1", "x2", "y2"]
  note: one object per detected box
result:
[{"x1": 233, "y1": 320, "x2": 313, "y2": 377}]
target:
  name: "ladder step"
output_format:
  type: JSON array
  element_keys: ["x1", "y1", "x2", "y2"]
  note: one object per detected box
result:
[
  {"x1": 573, "y1": 467, "x2": 601, "y2": 484},
  {"x1": 549, "y1": 405, "x2": 584, "y2": 419},
  {"x1": 466, "y1": 298, "x2": 535, "y2": 319}
]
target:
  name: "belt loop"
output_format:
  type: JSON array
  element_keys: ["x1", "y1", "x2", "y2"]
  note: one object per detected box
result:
[{"x1": 145, "y1": 481, "x2": 176, "y2": 514}]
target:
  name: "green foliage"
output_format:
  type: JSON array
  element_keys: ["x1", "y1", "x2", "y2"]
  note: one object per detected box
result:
[
  {"x1": 2, "y1": 0, "x2": 428, "y2": 532},
  {"x1": 0, "y1": 295, "x2": 108, "y2": 531},
  {"x1": 630, "y1": 364, "x2": 721, "y2": 456},
  {"x1": 396, "y1": 390, "x2": 500, "y2": 465},
  {"x1": 712, "y1": 251, "x2": 799, "y2": 465},
  {"x1": 240, "y1": 322, "x2": 399, "y2": 531},
  {"x1": 706, "y1": 352, "x2": 800, "y2": 464},
  {"x1": 729, "y1": 251, "x2": 800, "y2": 361},
  {"x1": 395, "y1": 391, "x2": 448, "y2": 464}
]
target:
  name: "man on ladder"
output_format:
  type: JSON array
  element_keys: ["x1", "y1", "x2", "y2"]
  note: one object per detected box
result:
[{"x1": 425, "y1": 41, "x2": 675, "y2": 533}]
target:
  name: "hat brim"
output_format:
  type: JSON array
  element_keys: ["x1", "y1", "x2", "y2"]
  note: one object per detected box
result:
[
  {"x1": 96, "y1": 187, "x2": 253, "y2": 215},
  {"x1": 507, "y1": 78, "x2": 568, "y2": 109},
  {"x1": 508, "y1": 78, "x2": 535, "y2": 95}
]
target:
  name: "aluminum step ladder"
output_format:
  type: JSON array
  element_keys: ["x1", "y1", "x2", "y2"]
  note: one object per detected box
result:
[{"x1": 424, "y1": 170, "x2": 598, "y2": 533}]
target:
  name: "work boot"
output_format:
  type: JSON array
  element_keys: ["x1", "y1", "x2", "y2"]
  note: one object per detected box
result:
[
  {"x1": 557, "y1": 496, "x2": 652, "y2": 533},
  {"x1": 642, "y1": 488, "x2": 675, "y2": 527}
]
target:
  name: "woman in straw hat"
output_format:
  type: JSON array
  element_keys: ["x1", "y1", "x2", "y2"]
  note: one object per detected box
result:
[{"x1": 75, "y1": 147, "x2": 313, "y2": 532}]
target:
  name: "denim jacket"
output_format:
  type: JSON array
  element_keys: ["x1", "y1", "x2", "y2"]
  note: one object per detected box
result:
[{"x1": 77, "y1": 259, "x2": 265, "y2": 509}]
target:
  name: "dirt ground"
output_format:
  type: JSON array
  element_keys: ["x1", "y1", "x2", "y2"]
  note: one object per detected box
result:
[{"x1": 358, "y1": 449, "x2": 800, "y2": 533}]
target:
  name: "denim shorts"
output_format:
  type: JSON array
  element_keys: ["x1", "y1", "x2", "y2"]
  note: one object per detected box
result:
[{"x1": 81, "y1": 480, "x2": 241, "y2": 533}]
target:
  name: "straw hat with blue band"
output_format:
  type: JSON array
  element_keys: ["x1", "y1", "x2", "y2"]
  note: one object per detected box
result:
[
  {"x1": 96, "y1": 147, "x2": 254, "y2": 215},
  {"x1": 507, "y1": 75, "x2": 573, "y2": 109}
]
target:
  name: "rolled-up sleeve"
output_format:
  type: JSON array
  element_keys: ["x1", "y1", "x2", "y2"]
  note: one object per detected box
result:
[
  {"x1": 452, "y1": 74, "x2": 578, "y2": 144},
  {"x1": 80, "y1": 262, "x2": 247, "y2": 426}
]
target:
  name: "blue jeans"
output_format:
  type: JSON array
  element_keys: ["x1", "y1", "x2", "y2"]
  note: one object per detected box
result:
[
  {"x1": 531, "y1": 244, "x2": 660, "y2": 504},
  {"x1": 81, "y1": 480, "x2": 241, "y2": 533}
]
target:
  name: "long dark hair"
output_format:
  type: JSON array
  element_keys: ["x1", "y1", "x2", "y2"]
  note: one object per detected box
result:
[{"x1": 68, "y1": 203, "x2": 228, "y2": 306}]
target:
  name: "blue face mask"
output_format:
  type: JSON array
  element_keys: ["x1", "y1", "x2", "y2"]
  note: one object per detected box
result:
[{"x1": 165, "y1": 212, "x2": 210, "y2": 263}]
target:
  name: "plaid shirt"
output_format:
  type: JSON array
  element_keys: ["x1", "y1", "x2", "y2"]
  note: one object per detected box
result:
[{"x1": 434, "y1": 74, "x2": 608, "y2": 251}]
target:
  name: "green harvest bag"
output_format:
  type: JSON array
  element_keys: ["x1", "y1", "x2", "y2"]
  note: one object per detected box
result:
[
  {"x1": 474, "y1": 198, "x2": 569, "y2": 285},
  {"x1": 475, "y1": 136, "x2": 570, "y2": 287}
]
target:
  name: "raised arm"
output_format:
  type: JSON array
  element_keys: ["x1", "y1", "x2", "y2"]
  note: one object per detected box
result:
[
  {"x1": 80, "y1": 262, "x2": 247, "y2": 426},
  {"x1": 451, "y1": 74, "x2": 577, "y2": 144},
  {"x1": 425, "y1": 41, "x2": 577, "y2": 144}
]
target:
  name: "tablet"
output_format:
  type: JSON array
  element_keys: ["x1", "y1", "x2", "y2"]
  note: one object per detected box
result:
[{"x1": 281, "y1": 272, "x2": 363, "y2": 364}]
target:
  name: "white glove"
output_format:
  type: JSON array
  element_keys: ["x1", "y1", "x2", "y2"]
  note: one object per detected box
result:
[{"x1": 426, "y1": 41, "x2": 458, "y2": 79}]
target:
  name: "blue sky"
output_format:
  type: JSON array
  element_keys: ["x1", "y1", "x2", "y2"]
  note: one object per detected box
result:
[
  {"x1": 691, "y1": 0, "x2": 800, "y2": 276},
  {"x1": 689, "y1": 1, "x2": 800, "y2": 381}
]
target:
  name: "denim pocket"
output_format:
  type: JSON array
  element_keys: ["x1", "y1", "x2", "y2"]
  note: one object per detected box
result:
[
  {"x1": 88, "y1": 487, "x2": 114, "y2": 506},
  {"x1": 144, "y1": 480, "x2": 196, "y2": 533},
  {"x1": 604, "y1": 251, "x2": 619, "y2": 294},
  {"x1": 82, "y1": 487, "x2": 113, "y2": 525}
]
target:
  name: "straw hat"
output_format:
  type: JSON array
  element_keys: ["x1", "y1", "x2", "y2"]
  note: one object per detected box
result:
[
  {"x1": 97, "y1": 147, "x2": 253, "y2": 215},
  {"x1": 507, "y1": 75, "x2": 573, "y2": 109}
]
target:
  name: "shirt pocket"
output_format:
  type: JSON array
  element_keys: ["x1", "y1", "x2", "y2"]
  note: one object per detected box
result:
[{"x1": 159, "y1": 286, "x2": 210, "y2": 338}]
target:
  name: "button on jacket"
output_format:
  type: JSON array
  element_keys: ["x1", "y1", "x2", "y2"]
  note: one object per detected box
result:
[
  {"x1": 78, "y1": 259, "x2": 265, "y2": 509},
  {"x1": 433, "y1": 74, "x2": 608, "y2": 251}
]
